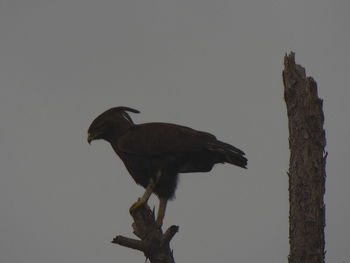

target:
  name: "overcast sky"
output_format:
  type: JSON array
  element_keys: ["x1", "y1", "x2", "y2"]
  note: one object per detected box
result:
[{"x1": 1, "y1": 0, "x2": 349, "y2": 262}]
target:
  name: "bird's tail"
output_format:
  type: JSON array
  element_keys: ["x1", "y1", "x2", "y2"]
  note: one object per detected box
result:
[{"x1": 207, "y1": 140, "x2": 247, "y2": 169}]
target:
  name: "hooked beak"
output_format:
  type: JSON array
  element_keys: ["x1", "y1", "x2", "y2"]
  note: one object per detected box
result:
[{"x1": 87, "y1": 133, "x2": 94, "y2": 144}]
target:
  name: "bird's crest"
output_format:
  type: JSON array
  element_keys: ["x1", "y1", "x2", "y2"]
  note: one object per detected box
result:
[{"x1": 110, "y1": 106, "x2": 140, "y2": 124}]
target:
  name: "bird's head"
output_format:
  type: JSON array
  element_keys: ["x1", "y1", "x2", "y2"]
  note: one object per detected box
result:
[{"x1": 87, "y1": 106, "x2": 140, "y2": 144}]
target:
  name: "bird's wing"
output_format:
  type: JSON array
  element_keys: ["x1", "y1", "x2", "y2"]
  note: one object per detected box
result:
[{"x1": 117, "y1": 123, "x2": 216, "y2": 156}]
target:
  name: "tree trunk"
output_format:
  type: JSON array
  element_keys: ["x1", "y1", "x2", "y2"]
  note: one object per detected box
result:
[{"x1": 283, "y1": 52, "x2": 327, "y2": 263}]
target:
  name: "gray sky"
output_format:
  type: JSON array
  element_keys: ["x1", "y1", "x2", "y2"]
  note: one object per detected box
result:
[{"x1": 1, "y1": 0, "x2": 349, "y2": 262}]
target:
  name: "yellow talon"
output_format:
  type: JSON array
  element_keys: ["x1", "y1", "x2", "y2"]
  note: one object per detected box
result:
[{"x1": 129, "y1": 198, "x2": 145, "y2": 212}]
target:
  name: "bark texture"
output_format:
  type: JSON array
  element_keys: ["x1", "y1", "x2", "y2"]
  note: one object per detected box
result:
[
  {"x1": 283, "y1": 52, "x2": 327, "y2": 263},
  {"x1": 112, "y1": 203, "x2": 178, "y2": 263}
]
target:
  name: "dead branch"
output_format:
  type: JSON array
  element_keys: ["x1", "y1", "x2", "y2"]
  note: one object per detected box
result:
[{"x1": 112, "y1": 203, "x2": 178, "y2": 263}]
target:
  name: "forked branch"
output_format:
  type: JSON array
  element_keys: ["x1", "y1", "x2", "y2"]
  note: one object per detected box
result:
[{"x1": 112, "y1": 203, "x2": 178, "y2": 263}]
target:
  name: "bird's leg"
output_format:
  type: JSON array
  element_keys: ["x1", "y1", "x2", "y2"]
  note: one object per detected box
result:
[
  {"x1": 139, "y1": 172, "x2": 160, "y2": 203},
  {"x1": 155, "y1": 197, "x2": 168, "y2": 227},
  {"x1": 129, "y1": 171, "x2": 162, "y2": 211}
]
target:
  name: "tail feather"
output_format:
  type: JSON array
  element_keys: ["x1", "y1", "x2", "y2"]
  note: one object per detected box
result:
[{"x1": 207, "y1": 140, "x2": 247, "y2": 169}]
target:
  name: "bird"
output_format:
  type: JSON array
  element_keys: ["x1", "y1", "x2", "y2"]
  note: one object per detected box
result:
[{"x1": 87, "y1": 106, "x2": 247, "y2": 226}]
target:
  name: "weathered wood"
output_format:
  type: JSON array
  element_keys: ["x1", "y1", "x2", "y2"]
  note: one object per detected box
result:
[
  {"x1": 112, "y1": 203, "x2": 178, "y2": 263},
  {"x1": 283, "y1": 52, "x2": 326, "y2": 263}
]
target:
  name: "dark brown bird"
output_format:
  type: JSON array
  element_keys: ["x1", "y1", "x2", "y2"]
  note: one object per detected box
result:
[{"x1": 87, "y1": 106, "x2": 247, "y2": 226}]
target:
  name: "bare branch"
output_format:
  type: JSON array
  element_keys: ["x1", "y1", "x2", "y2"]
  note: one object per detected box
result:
[
  {"x1": 161, "y1": 226, "x2": 179, "y2": 247},
  {"x1": 113, "y1": 203, "x2": 178, "y2": 263},
  {"x1": 112, "y1": 235, "x2": 145, "y2": 252}
]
